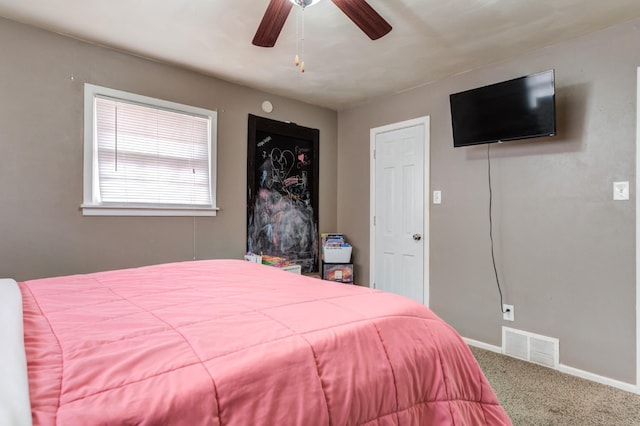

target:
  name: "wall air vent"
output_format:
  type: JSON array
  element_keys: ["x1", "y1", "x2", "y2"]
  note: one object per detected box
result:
[{"x1": 502, "y1": 326, "x2": 559, "y2": 369}]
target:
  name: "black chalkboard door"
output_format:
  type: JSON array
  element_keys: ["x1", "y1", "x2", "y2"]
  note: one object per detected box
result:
[{"x1": 247, "y1": 115, "x2": 320, "y2": 273}]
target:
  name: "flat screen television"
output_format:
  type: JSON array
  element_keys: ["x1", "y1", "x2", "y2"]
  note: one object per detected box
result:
[{"x1": 450, "y1": 70, "x2": 556, "y2": 148}]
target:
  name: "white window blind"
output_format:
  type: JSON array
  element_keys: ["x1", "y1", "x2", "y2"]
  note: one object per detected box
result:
[
  {"x1": 95, "y1": 97, "x2": 211, "y2": 205},
  {"x1": 83, "y1": 84, "x2": 218, "y2": 216}
]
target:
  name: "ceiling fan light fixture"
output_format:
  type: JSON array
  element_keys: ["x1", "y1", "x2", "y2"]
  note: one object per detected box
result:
[
  {"x1": 288, "y1": 0, "x2": 322, "y2": 9},
  {"x1": 253, "y1": 0, "x2": 392, "y2": 48}
]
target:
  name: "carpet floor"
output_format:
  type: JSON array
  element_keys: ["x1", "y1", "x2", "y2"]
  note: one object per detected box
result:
[{"x1": 471, "y1": 347, "x2": 640, "y2": 425}]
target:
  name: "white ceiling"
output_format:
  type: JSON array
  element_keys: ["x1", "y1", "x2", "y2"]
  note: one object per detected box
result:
[{"x1": 1, "y1": 0, "x2": 640, "y2": 110}]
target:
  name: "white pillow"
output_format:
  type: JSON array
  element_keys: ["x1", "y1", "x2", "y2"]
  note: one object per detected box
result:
[{"x1": 0, "y1": 279, "x2": 32, "y2": 426}]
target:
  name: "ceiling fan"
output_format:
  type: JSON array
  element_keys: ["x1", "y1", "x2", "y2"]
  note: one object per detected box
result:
[{"x1": 252, "y1": 0, "x2": 392, "y2": 48}]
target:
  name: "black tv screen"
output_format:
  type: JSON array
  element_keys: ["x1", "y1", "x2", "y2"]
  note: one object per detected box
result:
[{"x1": 450, "y1": 70, "x2": 556, "y2": 147}]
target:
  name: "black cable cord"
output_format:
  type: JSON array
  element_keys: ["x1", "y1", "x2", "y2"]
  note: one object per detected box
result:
[{"x1": 488, "y1": 144, "x2": 507, "y2": 314}]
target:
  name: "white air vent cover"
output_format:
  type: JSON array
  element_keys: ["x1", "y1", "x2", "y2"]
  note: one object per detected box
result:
[
  {"x1": 504, "y1": 328, "x2": 528, "y2": 360},
  {"x1": 502, "y1": 326, "x2": 559, "y2": 369}
]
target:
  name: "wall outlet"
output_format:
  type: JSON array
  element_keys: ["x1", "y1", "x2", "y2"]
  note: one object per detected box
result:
[
  {"x1": 503, "y1": 304, "x2": 514, "y2": 321},
  {"x1": 613, "y1": 181, "x2": 629, "y2": 200}
]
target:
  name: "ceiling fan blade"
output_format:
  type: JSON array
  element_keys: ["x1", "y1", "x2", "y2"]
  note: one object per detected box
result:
[
  {"x1": 331, "y1": 0, "x2": 392, "y2": 40},
  {"x1": 252, "y1": 0, "x2": 294, "y2": 47}
]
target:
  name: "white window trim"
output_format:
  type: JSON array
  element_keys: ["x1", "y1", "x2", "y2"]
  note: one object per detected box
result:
[{"x1": 82, "y1": 84, "x2": 219, "y2": 216}]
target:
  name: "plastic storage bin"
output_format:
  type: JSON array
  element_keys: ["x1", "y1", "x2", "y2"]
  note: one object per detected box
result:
[
  {"x1": 323, "y1": 246, "x2": 352, "y2": 263},
  {"x1": 322, "y1": 263, "x2": 353, "y2": 283}
]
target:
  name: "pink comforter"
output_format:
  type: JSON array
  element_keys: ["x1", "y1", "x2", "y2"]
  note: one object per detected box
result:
[{"x1": 20, "y1": 260, "x2": 510, "y2": 425}]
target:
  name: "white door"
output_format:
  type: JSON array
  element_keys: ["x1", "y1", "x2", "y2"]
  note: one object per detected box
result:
[{"x1": 370, "y1": 117, "x2": 429, "y2": 305}]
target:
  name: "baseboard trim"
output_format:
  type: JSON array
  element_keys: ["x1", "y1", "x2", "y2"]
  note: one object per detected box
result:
[
  {"x1": 464, "y1": 336, "x2": 639, "y2": 395},
  {"x1": 463, "y1": 337, "x2": 501, "y2": 353},
  {"x1": 558, "y1": 364, "x2": 638, "y2": 395}
]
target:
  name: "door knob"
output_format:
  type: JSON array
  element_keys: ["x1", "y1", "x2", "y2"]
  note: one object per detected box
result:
[{"x1": 413, "y1": 233, "x2": 422, "y2": 241}]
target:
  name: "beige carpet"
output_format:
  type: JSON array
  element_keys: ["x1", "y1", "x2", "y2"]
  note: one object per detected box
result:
[{"x1": 471, "y1": 347, "x2": 640, "y2": 425}]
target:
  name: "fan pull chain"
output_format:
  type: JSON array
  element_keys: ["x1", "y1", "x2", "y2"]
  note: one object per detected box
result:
[
  {"x1": 300, "y1": 8, "x2": 305, "y2": 72},
  {"x1": 294, "y1": 7, "x2": 306, "y2": 73},
  {"x1": 295, "y1": 6, "x2": 300, "y2": 67}
]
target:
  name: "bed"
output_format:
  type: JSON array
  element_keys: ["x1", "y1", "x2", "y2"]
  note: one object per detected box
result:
[{"x1": 3, "y1": 259, "x2": 511, "y2": 425}]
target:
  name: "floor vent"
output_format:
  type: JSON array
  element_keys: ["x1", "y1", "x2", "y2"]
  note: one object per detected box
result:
[{"x1": 502, "y1": 326, "x2": 559, "y2": 369}]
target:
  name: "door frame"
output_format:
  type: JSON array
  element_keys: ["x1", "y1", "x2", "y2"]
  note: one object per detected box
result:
[
  {"x1": 369, "y1": 116, "x2": 430, "y2": 306},
  {"x1": 635, "y1": 67, "x2": 640, "y2": 395}
]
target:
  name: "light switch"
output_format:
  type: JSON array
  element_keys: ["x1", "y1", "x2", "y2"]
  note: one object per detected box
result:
[
  {"x1": 613, "y1": 181, "x2": 629, "y2": 201},
  {"x1": 433, "y1": 190, "x2": 442, "y2": 204}
]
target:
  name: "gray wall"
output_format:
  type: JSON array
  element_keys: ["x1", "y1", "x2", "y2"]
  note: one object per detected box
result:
[
  {"x1": 338, "y1": 20, "x2": 639, "y2": 383},
  {"x1": 0, "y1": 17, "x2": 338, "y2": 281}
]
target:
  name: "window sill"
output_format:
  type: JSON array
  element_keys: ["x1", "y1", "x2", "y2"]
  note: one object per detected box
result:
[{"x1": 81, "y1": 204, "x2": 220, "y2": 217}]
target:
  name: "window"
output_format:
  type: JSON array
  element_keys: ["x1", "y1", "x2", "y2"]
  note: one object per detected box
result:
[{"x1": 82, "y1": 84, "x2": 218, "y2": 216}]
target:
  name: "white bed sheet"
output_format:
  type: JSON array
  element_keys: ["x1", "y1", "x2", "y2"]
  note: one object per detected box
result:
[{"x1": 0, "y1": 278, "x2": 32, "y2": 426}]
